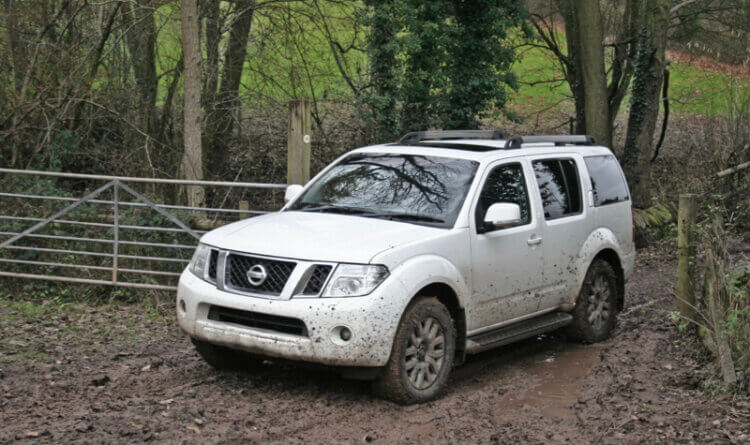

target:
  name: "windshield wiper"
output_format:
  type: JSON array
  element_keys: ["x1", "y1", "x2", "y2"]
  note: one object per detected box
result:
[
  {"x1": 294, "y1": 204, "x2": 371, "y2": 215},
  {"x1": 363, "y1": 212, "x2": 445, "y2": 223},
  {"x1": 294, "y1": 205, "x2": 445, "y2": 223}
]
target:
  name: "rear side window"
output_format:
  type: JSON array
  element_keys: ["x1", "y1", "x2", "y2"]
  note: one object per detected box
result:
[
  {"x1": 532, "y1": 159, "x2": 582, "y2": 220},
  {"x1": 584, "y1": 155, "x2": 630, "y2": 206}
]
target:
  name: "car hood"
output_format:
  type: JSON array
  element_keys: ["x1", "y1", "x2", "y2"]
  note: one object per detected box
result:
[{"x1": 200, "y1": 211, "x2": 447, "y2": 264}]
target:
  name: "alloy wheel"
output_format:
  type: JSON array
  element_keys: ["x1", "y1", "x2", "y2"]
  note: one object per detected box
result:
[
  {"x1": 404, "y1": 316, "x2": 446, "y2": 390},
  {"x1": 587, "y1": 275, "x2": 611, "y2": 331}
]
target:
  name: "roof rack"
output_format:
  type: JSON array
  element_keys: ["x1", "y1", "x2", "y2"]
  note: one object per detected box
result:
[
  {"x1": 398, "y1": 130, "x2": 506, "y2": 145},
  {"x1": 504, "y1": 135, "x2": 596, "y2": 149}
]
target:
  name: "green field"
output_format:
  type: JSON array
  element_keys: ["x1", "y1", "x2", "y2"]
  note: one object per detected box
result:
[
  {"x1": 148, "y1": 4, "x2": 748, "y2": 118},
  {"x1": 511, "y1": 42, "x2": 749, "y2": 118}
]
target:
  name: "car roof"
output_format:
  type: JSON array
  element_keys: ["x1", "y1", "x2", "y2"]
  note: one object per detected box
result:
[{"x1": 350, "y1": 139, "x2": 614, "y2": 163}]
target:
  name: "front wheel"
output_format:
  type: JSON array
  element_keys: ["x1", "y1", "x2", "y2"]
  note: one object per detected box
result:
[
  {"x1": 566, "y1": 259, "x2": 618, "y2": 343},
  {"x1": 373, "y1": 297, "x2": 455, "y2": 404}
]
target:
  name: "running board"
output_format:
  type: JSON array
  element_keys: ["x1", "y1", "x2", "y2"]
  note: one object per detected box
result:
[{"x1": 465, "y1": 312, "x2": 573, "y2": 354}]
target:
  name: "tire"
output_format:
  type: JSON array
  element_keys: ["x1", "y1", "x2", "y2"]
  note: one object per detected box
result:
[
  {"x1": 566, "y1": 259, "x2": 619, "y2": 343},
  {"x1": 191, "y1": 338, "x2": 255, "y2": 370},
  {"x1": 373, "y1": 297, "x2": 456, "y2": 404}
]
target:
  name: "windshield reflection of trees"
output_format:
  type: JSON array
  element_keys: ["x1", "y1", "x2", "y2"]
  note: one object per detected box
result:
[{"x1": 315, "y1": 155, "x2": 476, "y2": 216}]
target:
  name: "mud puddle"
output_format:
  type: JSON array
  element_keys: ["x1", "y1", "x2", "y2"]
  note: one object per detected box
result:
[{"x1": 456, "y1": 335, "x2": 603, "y2": 421}]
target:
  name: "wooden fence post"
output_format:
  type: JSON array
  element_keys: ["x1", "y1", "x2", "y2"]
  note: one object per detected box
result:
[
  {"x1": 676, "y1": 193, "x2": 697, "y2": 320},
  {"x1": 287, "y1": 99, "x2": 311, "y2": 185}
]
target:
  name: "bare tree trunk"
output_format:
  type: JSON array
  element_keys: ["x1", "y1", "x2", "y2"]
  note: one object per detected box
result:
[
  {"x1": 124, "y1": 1, "x2": 158, "y2": 136},
  {"x1": 181, "y1": 0, "x2": 205, "y2": 208},
  {"x1": 557, "y1": 0, "x2": 586, "y2": 134},
  {"x1": 201, "y1": 0, "x2": 221, "y2": 109},
  {"x1": 574, "y1": 0, "x2": 611, "y2": 148},
  {"x1": 206, "y1": 0, "x2": 255, "y2": 180},
  {"x1": 6, "y1": 0, "x2": 21, "y2": 166},
  {"x1": 623, "y1": 0, "x2": 669, "y2": 208}
]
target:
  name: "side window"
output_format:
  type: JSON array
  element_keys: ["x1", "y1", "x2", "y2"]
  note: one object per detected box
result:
[
  {"x1": 475, "y1": 163, "x2": 531, "y2": 232},
  {"x1": 532, "y1": 159, "x2": 582, "y2": 220},
  {"x1": 584, "y1": 155, "x2": 630, "y2": 206}
]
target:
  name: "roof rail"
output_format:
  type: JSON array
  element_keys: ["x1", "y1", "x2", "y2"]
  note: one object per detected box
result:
[
  {"x1": 398, "y1": 130, "x2": 506, "y2": 145},
  {"x1": 504, "y1": 135, "x2": 596, "y2": 149}
]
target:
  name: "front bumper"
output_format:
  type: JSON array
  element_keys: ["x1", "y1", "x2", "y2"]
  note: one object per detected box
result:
[{"x1": 176, "y1": 269, "x2": 408, "y2": 367}]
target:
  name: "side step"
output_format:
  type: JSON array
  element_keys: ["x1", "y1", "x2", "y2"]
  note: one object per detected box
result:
[{"x1": 466, "y1": 312, "x2": 573, "y2": 354}]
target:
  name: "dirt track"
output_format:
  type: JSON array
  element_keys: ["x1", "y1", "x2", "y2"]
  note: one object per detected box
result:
[{"x1": 1, "y1": 247, "x2": 748, "y2": 444}]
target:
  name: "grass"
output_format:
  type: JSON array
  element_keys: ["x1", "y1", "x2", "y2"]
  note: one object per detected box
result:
[{"x1": 510, "y1": 40, "x2": 749, "y2": 119}]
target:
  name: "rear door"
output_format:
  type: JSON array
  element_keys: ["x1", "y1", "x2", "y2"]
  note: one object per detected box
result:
[
  {"x1": 468, "y1": 159, "x2": 545, "y2": 331},
  {"x1": 530, "y1": 155, "x2": 593, "y2": 305}
]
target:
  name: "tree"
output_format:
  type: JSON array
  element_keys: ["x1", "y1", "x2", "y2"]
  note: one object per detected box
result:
[
  {"x1": 529, "y1": 0, "x2": 677, "y2": 208},
  {"x1": 623, "y1": 0, "x2": 670, "y2": 208},
  {"x1": 573, "y1": 0, "x2": 611, "y2": 148},
  {"x1": 443, "y1": 0, "x2": 524, "y2": 130},
  {"x1": 364, "y1": 0, "x2": 525, "y2": 136},
  {"x1": 181, "y1": 0, "x2": 204, "y2": 208},
  {"x1": 363, "y1": 0, "x2": 399, "y2": 142},
  {"x1": 124, "y1": 1, "x2": 158, "y2": 139},
  {"x1": 205, "y1": 0, "x2": 256, "y2": 181}
]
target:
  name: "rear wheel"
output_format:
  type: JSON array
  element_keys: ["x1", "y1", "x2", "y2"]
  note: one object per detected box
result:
[
  {"x1": 374, "y1": 297, "x2": 455, "y2": 404},
  {"x1": 566, "y1": 259, "x2": 618, "y2": 343},
  {"x1": 191, "y1": 338, "x2": 255, "y2": 370}
]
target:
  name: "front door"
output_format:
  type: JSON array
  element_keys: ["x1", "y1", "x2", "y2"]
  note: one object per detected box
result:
[{"x1": 468, "y1": 160, "x2": 545, "y2": 332}]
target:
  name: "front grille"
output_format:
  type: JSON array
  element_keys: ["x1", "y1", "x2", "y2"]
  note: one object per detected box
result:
[
  {"x1": 208, "y1": 305, "x2": 308, "y2": 337},
  {"x1": 225, "y1": 253, "x2": 296, "y2": 295},
  {"x1": 301, "y1": 265, "x2": 332, "y2": 295},
  {"x1": 207, "y1": 249, "x2": 219, "y2": 281}
]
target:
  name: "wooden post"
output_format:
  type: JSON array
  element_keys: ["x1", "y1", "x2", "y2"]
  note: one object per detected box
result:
[
  {"x1": 676, "y1": 193, "x2": 697, "y2": 320},
  {"x1": 287, "y1": 99, "x2": 311, "y2": 185},
  {"x1": 705, "y1": 214, "x2": 737, "y2": 385}
]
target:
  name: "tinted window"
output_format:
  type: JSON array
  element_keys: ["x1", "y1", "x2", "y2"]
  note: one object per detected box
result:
[
  {"x1": 476, "y1": 163, "x2": 531, "y2": 232},
  {"x1": 533, "y1": 159, "x2": 582, "y2": 219},
  {"x1": 584, "y1": 155, "x2": 630, "y2": 206},
  {"x1": 289, "y1": 154, "x2": 479, "y2": 228}
]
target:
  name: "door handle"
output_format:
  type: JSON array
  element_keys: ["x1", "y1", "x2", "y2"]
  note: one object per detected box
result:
[{"x1": 527, "y1": 236, "x2": 543, "y2": 246}]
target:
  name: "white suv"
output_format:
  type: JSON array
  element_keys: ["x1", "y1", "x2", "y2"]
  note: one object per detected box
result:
[{"x1": 177, "y1": 131, "x2": 635, "y2": 404}]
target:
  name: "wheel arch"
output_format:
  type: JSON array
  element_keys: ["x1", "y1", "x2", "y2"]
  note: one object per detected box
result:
[
  {"x1": 591, "y1": 248, "x2": 625, "y2": 311},
  {"x1": 412, "y1": 282, "x2": 467, "y2": 365}
]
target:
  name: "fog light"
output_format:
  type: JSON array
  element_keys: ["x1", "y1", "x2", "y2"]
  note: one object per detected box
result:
[
  {"x1": 340, "y1": 327, "x2": 352, "y2": 341},
  {"x1": 179, "y1": 299, "x2": 186, "y2": 313}
]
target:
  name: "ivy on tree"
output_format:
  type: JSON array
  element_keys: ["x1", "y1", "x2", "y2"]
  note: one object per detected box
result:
[{"x1": 364, "y1": 0, "x2": 526, "y2": 141}]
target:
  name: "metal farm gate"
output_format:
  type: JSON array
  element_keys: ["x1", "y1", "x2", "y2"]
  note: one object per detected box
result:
[{"x1": 0, "y1": 168, "x2": 286, "y2": 291}]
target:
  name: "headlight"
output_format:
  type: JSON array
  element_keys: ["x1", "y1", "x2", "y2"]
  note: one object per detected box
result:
[
  {"x1": 189, "y1": 243, "x2": 211, "y2": 279},
  {"x1": 323, "y1": 264, "x2": 389, "y2": 297}
]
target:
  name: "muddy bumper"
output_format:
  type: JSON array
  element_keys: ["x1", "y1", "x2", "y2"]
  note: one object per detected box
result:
[{"x1": 176, "y1": 269, "x2": 406, "y2": 367}]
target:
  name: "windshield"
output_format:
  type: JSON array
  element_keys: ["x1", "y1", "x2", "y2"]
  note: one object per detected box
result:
[{"x1": 288, "y1": 153, "x2": 479, "y2": 227}]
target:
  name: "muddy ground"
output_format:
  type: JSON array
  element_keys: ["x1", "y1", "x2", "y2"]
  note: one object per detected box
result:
[{"x1": 1, "y1": 246, "x2": 748, "y2": 444}]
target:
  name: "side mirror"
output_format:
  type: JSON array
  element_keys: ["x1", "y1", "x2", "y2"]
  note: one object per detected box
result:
[
  {"x1": 285, "y1": 184, "x2": 304, "y2": 203},
  {"x1": 483, "y1": 203, "x2": 521, "y2": 229}
]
